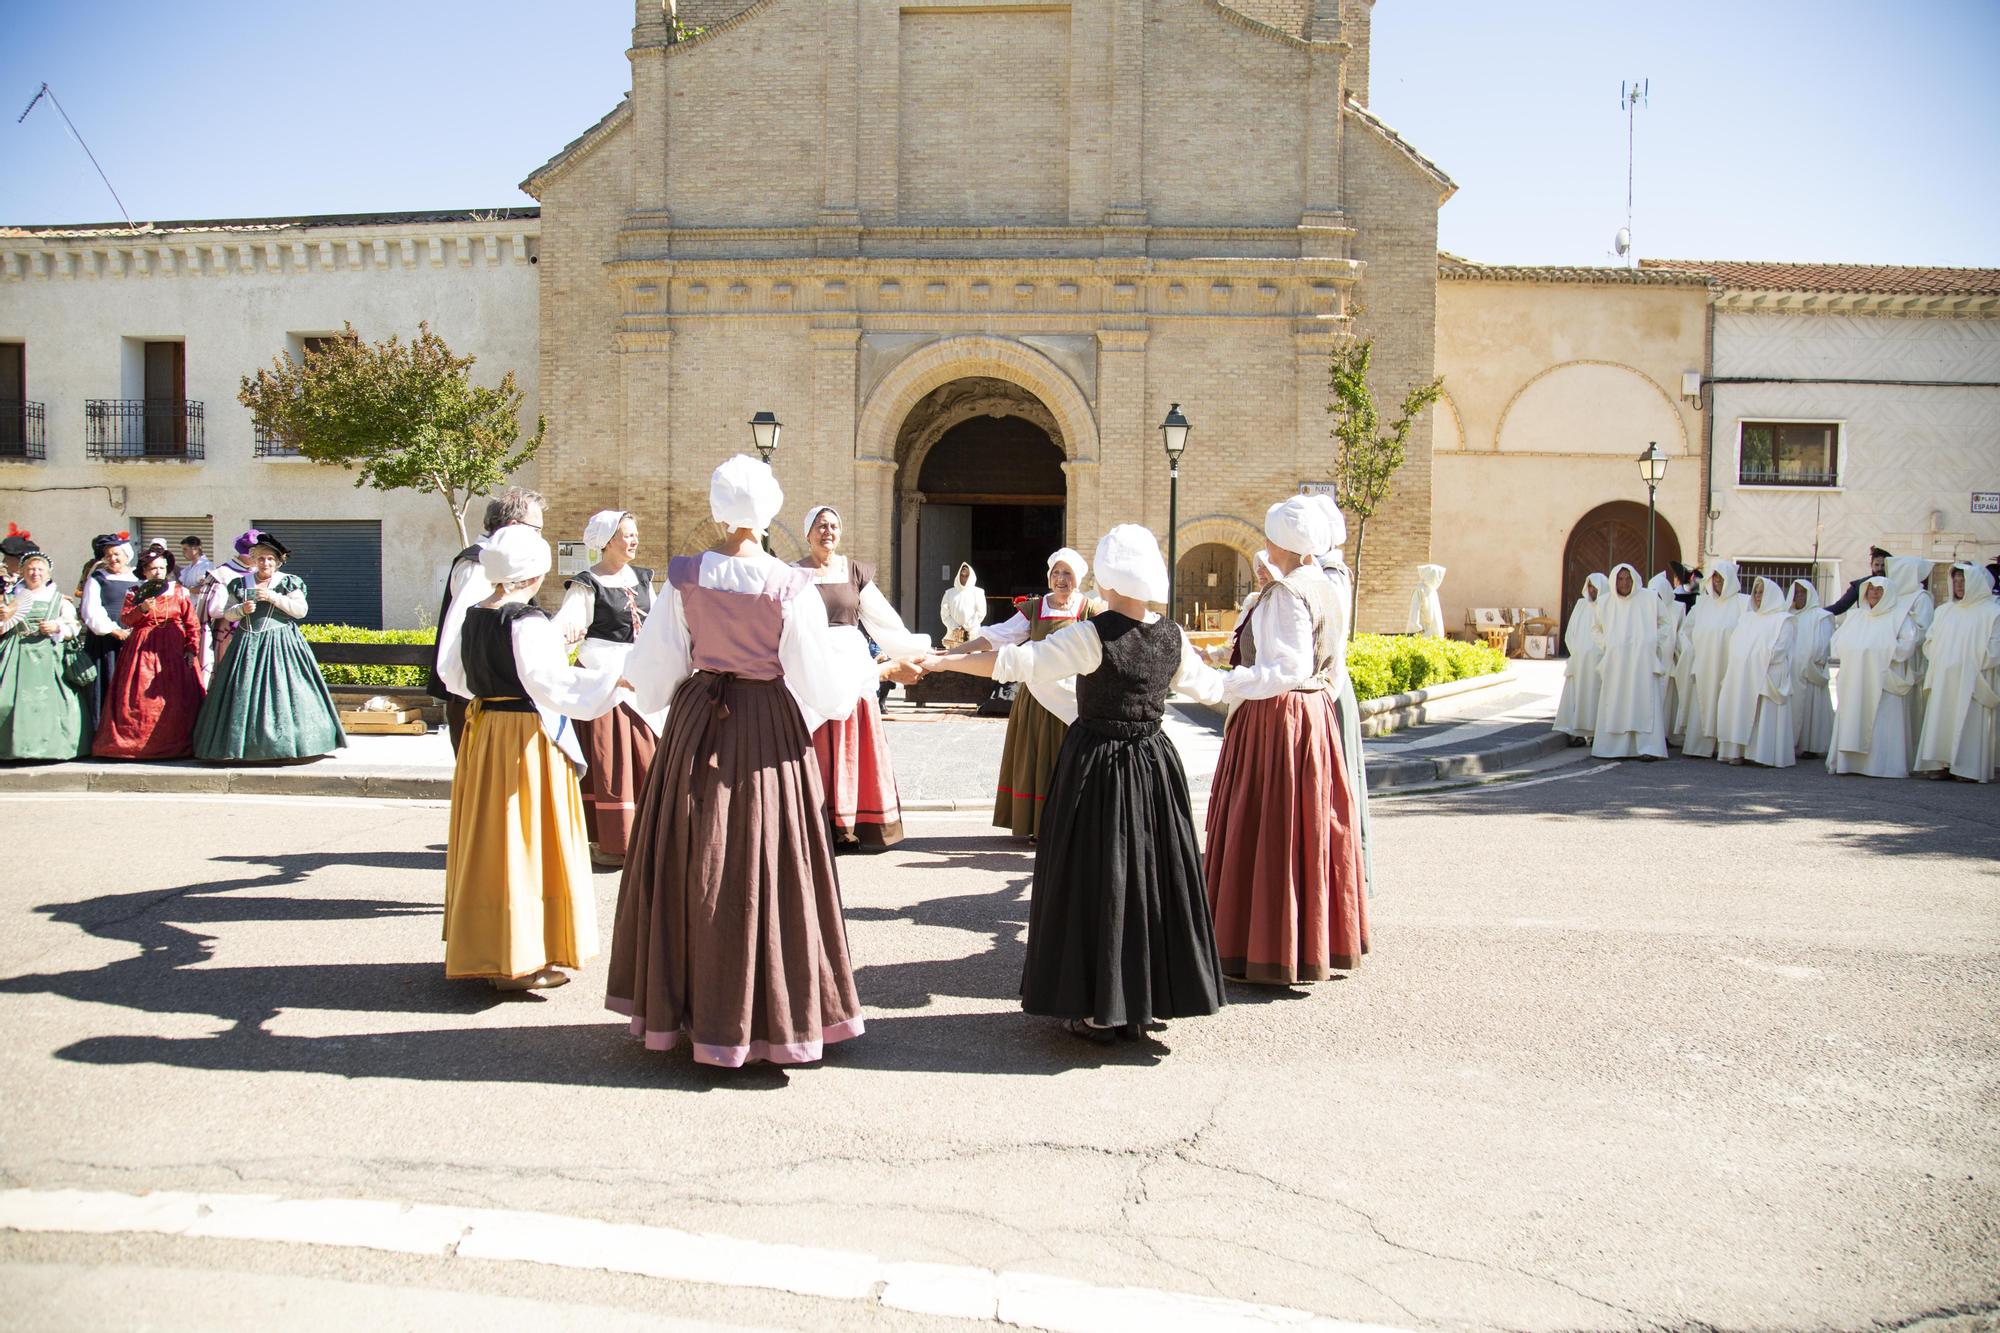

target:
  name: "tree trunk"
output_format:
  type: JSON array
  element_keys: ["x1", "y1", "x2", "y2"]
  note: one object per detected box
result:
[
  {"x1": 441, "y1": 484, "x2": 470, "y2": 547},
  {"x1": 1349, "y1": 518, "x2": 1367, "y2": 634}
]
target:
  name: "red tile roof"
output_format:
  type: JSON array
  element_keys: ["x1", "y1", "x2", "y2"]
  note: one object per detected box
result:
[{"x1": 1641, "y1": 259, "x2": 2000, "y2": 296}]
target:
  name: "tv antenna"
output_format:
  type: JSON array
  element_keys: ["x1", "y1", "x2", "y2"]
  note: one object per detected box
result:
[
  {"x1": 1614, "y1": 78, "x2": 1648, "y2": 267},
  {"x1": 18, "y1": 83, "x2": 135, "y2": 231}
]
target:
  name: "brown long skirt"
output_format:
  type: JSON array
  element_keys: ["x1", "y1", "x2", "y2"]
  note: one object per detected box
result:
[
  {"x1": 605, "y1": 671, "x2": 864, "y2": 1066},
  {"x1": 1204, "y1": 689, "x2": 1369, "y2": 983},
  {"x1": 993, "y1": 686, "x2": 1068, "y2": 838},
  {"x1": 811, "y1": 690, "x2": 904, "y2": 847},
  {"x1": 577, "y1": 701, "x2": 659, "y2": 860}
]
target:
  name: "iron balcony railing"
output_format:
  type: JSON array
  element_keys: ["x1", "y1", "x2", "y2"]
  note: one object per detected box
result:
[
  {"x1": 0, "y1": 401, "x2": 45, "y2": 460},
  {"x1": 84, "y1": 398, "x2": 205, "y2": 461},
  {"x1": 1739, "y1": 468, "x2": 1838, "y2": 487},
  {"x1": 254, "y1": 424, "x2": 305, "y2": 458}
]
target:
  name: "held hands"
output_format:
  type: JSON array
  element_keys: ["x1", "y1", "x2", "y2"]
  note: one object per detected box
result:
[{"x1": 879, "y1": 657, "x2": 926, "y2": 686}]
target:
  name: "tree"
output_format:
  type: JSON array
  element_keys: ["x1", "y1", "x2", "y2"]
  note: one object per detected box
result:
[
  {"x1": 1327, "y1": 335, "x2": 1444, "y2": 632},
  {"x1": 239, "y1": 323, "x2": 543, "y2": 547}
]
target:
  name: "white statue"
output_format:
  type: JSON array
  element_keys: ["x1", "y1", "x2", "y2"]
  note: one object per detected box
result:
[{"x1": 940, "y1": 561, "x2": 986, "y2": 648}]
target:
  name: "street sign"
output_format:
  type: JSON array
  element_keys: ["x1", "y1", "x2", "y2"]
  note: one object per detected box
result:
[
  {"x1": 1299, "y1": 481, "x2": 1338, "y2": 497},
  {"x1": 1973, "y1": 492, "x2": 1999, "y2": 515}
]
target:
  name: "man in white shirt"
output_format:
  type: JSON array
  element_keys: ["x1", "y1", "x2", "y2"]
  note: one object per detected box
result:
[{"x1": 176, "y1": 536, "x2": 215, "y2": 594}]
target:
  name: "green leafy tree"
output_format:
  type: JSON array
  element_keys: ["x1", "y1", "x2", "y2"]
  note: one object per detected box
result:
[
  {"x1": 1328, "y1": 336, "x2": 1444, "y2": 631},
  {"x1": 238, "y1": 322, "x2": 543, "y2": 546}
]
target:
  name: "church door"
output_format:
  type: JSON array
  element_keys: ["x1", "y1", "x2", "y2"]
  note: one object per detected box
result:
[{"x1": 1560, "y1": 500, "x2": 1682, "y2": 644}]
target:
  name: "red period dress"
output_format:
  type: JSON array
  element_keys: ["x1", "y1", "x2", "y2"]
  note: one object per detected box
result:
[{"x1": 92, "y1": 582, "x2": 206, "y2": 759}]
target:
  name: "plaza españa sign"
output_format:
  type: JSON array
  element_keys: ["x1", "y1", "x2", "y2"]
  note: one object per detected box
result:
[
  {"x1": 1973, "y1": 492, "x2": 2000, "y2": 515},
  {"x1": 1299, "y1": 482, "x2": 1339, "y2": 497}
]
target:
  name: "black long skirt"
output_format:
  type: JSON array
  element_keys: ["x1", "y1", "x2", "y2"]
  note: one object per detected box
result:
[{"x1": 1021, "y1": 718, "x2": 1226, "y2": 1026}]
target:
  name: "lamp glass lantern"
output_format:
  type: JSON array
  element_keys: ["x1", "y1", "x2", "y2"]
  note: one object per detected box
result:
[
  {"x1": 1637, "y1": 441, "x2": 1667, "y2": 573},
  {"x1": 749, "y1": 411, "x2": 782, "y2": 464}
]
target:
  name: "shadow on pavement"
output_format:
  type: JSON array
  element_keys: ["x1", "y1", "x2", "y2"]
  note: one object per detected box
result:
[
  {"x1": 1404, "y1": 754, "x2": 2000, "y2": 866},
  {"x1": 848, "y1": 833, "x2": 1033, "y2": 1010}
]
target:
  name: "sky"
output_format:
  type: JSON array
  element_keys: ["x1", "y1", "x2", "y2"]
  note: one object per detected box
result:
[{"x1": 4, "y1": 1, "x2": 1996, "y2": 269}]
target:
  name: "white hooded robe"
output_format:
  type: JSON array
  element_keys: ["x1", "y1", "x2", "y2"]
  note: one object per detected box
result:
[
  {"x1": 1788, "y1": 579, "x2": 1835, "y2": 757},
  {"x1": 1714, "y1": 576, "x2": 1795, "y2": 767},
  {"x1": 1827, "y1": 578, "x2": 1920, "y2": 779},
  {"x1": 1913, "y1": 562, "x2": 2000, "y2": 782},
  {"x1": 1553, "y1": 573, "x2": 1609, "y2": 740},
  {"x1": 1678, "y1": 560, "x2": 1746, "y2": 758},
  {"x1": 1590, "y1": 565, "x2": 1673, "y2": 760}
]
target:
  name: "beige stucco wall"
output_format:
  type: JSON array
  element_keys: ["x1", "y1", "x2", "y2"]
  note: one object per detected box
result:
[
  {"x1": 1431, "y1": 274, "x2": 1708, "y2": 627},
  {"x1": 0, "y1": 220, "x2": 541, "y2": 628},
  {"x1": 531, "y1": 0, "x2": 1449, "y2": 633}
]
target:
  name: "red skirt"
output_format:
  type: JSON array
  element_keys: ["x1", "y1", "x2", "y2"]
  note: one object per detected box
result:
[
  {"x1": 577, "y1": 702, "x2": 658, "y2": 861},
  {"x1": 810, "y1": 691, "x2": 903, "y2": 847},
  {"x1": 1204, "y1": 690, "x2": 1369, "y2": 983}
]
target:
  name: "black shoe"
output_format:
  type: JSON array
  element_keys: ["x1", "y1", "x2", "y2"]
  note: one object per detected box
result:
[{"x1": 1064, "y1": 1018, "x2": 1116, "y2": 1045}]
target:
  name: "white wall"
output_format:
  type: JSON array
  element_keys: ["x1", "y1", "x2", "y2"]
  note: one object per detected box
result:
[
  {"x1": 1710, "y1": 310, "x2": 2000, "y2": 585},
  {"x1": 0, "y1": 218, "x2": 540, "y2": 627}
]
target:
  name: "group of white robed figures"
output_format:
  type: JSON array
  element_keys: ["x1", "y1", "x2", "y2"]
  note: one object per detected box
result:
[{"x1": 1554, "y1": 556, "x2": 2000, "y2": 781}]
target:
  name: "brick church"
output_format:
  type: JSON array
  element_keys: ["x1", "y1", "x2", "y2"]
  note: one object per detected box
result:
[{"x1": 524, "y1": 0, "x2": 1453, "y2": 634}]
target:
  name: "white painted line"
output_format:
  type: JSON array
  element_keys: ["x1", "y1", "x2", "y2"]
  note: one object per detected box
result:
[{"x1": 0, "y1": 1187, "x2": 1411, "y2": 1333}]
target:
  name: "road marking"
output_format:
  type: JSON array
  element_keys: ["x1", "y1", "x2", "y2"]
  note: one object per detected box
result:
[{"x1": 0, "y1": 1187, "x2": 1411, "y2": 1333}]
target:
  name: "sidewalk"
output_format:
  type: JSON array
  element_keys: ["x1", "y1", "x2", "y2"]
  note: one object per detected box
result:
[{"x1": 0, "y1": 660, "x2": 1574, "y2": 802}]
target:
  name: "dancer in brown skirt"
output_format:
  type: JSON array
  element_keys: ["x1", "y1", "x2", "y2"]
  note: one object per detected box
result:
[
  {"x1": 608, "y1": 456, "x2": 897, "y2": 1067},
  {"x1": 1205, "y1": 496, "x2": 1368, "y2": 984},
  {"x1": 794, "y1": 503, "x2": 929, "y2": 849},
  {"x1": 554, "y1": 509, "x2": 662, "y2": 867},
  {"x1": 959, "y1": 547, "x2": 1093, "y2": 838}
]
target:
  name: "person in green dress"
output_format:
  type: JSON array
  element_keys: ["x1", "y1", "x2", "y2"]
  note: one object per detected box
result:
[
  {"x1": 0, "y1": 550, "x2": 90, "y2": 761},
  {"x1": 192, "y1": 532, "x2": 347, "y2": 761}
]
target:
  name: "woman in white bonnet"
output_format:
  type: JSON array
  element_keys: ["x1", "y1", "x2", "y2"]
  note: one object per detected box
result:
[
  {"x1": 929, "y1": 525, "x2": 1227, "y2": 1044},
  {"x1": 1305, "y1": 492, "x2": 1372, "y2": 899},
  {"x1": 608, "y1": 455, "x2": 886, "y2": 1068},
  {"x1": 1206, "y1": 496, "x2": 1368, "y2": 985},
  {"x1": 793, "y1": 502, "x2": 931, "y2": 849},
  {"x1": 1826, "y1": 577, "x2": 1920, "y2": 778},
  {"x1": 1589, "y1": 565, "x2": 1673, "y2": 760},
  {"x1": 437, "y1": 525, "x2": 627, "y2": 990},
  {"x1": 552, "y1": 509, "x2": 662, "y2": 867},
  {"x1": 1713, "y1": 576, "x2": 1796, "y2": 767}
]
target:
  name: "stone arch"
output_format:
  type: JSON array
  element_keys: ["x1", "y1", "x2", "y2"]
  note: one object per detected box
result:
[
  {"x1": 1174, "y1": 513, "x2": 1267, "y2": 560},
  {"x1": 1434, "y1": 389, "x2": 1468, "y2": 453},
  {"x1": 856, "y1": 334, "x2": 1099, "y2": 470},
  {"x1": 1494, "y1": 360, "x2": 1690, "y2": 457}
]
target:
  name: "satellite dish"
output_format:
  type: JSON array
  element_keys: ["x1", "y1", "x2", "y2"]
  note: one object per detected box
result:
[{"x1": 1614, "y1": 227, "x2": 1632, "y2": 257}]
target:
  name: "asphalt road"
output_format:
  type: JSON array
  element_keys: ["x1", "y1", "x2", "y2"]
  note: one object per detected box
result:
[{"x1": 1, "y1": 757, "x2": 1995, "y2": 1331}]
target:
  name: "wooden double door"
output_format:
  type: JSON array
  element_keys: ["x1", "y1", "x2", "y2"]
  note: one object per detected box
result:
[{"x1": 1560, "y1": 500, "x2": 1683, "y2": 643}]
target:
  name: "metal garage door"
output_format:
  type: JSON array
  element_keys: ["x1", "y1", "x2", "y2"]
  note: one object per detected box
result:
[
  {"x1": 252, "y1": 518, "x2": 382, "y2": 629},
  {"x1": 138, "y1": 515, "x2": 215, "y2": 557}
]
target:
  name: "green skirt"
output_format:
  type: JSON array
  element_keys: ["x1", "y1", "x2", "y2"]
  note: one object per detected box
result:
[
  {"x1": 0, "y1": 634, "x2": 90, "y2": 761},
  {"x1": 993, "y1": 685, "x2": 1069, "y2": 838},
  {"x1": 193, "y1": 622, "x2": 347, "y2": 761}
]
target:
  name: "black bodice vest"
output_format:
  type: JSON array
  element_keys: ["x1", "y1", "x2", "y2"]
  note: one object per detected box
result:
[
  {"x1": 1075, "y1": 612, "x2": 1182, "y2": 726},
  {"x1": 567, "y1": 567, "x2": 655, "y2": 644},
  {"x1": 461, "y1": 603, "x2": 545, "y2": 710}
]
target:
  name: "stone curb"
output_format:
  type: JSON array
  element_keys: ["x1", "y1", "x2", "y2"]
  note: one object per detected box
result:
[
  {"x1": 0, "y1": 764, "x2": 453, "y2": 801},
  {"x1": 1363, "y1": 728, "x2": 1572, "y2": 791},
  {"x1": 1177, "y1": 668, "x2": 1516, "y2": 737}
]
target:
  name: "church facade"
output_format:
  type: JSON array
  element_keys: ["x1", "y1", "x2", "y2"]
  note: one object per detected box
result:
[{"x1": 524, "y1": 0, "x2": 1453, "y2": 635}]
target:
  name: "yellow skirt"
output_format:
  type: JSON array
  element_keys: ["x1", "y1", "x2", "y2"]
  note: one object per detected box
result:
[{"x1": 442, "y1": 703, "x2": 599, "y2": 979}]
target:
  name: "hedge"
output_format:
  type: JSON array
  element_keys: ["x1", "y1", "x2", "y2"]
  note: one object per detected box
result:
[
  {"x1": 299, "y1": 624, "x2": 435, "y2": 689},
  {"x1": 1344, "y1": 633, "x2": 1505, "y2": 703}
]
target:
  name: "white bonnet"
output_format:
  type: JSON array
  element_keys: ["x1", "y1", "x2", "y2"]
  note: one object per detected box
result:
[
  {"x1": 709, "y1": 454, "x2": 785, "y2": 531},
  {"x1": 479, "y1": 525, "x2": 552, "y2": 585},
  {"x1": 1091, "y1": 525, "x2": 1169, "y2": 604}
]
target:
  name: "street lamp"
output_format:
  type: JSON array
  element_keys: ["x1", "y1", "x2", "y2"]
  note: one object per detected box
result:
[
  {"x1": 1637, "y1": 441, "x2": 1668, "y2": 575},
  {"x1": 1160, "y1": 403, "x2": 1191, "y2": 621},
  {"x1": 749, "y1": 411, "x2": 781, "y2": 550},
  {"x1": 749, "y1": 410, "x2": 782, "y2": 464}
]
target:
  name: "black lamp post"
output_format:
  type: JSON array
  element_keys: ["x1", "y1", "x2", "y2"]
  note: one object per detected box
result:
[
  {"x1": 1160, "y1": 403, "x2": 1191, "y2": 620},
  {"x1": 1637, "y1": 441, "x2": 1668, "y2": 575},
  {"x1": 750, "y1": 411, "x2": 781, "y2": 551}
]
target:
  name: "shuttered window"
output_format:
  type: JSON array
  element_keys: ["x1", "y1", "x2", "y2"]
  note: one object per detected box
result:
[{"x1": 251, "y1": 518, "x2": 383, "y2": 628}]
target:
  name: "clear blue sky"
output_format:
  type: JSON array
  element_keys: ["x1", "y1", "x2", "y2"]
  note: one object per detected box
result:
[{"x1": 5, "y1": 1, "x2": 1995, "y2": 268}]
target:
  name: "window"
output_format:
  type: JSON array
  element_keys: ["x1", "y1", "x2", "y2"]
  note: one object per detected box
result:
[
  {"x1": 1738, "y1": 421, "x2": 1839, "y2": 488},
  {"x1": 0, "y1": 343, "x2": 41, "y2": 461},
  {"x1": 138, "y1": 516, "x2": 216, "y2": 561},
  {"x1": 1736, "y1": 559, "x2": 1819, "y2": 600}
]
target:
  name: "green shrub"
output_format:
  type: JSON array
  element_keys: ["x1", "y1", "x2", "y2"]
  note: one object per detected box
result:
[
  {"x1": 300, "y1": 624, "x2": 435, "y2": 689},
  {"x1": 1344, "y1": 633, "x2": 1505, "y2": 703}
]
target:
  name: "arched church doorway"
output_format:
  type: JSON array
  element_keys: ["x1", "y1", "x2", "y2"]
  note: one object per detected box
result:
[
  {"x1": 894, "y1": 377, "x2": 1068, "y2": 639},
  {"x1": 1176, "y1": 543, "x2": 1250, "y2": 627},
  {"x1": 1560, "y1": 500, "x2": 1682, "y2": 643}
]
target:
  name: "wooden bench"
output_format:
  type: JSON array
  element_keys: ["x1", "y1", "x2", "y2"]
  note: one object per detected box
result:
[{"x1": 308, "y1": 641, "x2": 444, "y2": 725}]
